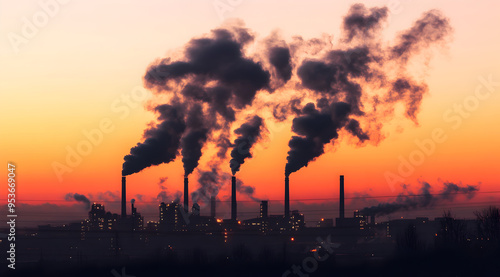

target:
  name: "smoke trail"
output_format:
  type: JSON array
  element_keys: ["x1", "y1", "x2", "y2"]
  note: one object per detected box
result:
[
  {"x1": 342, "y1": 4, "x2": 389, "y2": 42},
  {"x1": 191, "y1": 167, "x2": 223, "y2": 204},
  {"x1": 230, "y1": 115, "x2": 265, "y2": 175},
  {"x1": 65, "y1": 193, "x2": 91, "y2": 210},
  {"x1": 361, "y1": 182, "x2": 479, "y2": 216},
  {"x1": 285, "y1": 101, "x2": 352, "y2": 176},
  {"x1": 236, "y1": 178, "x2": 260, "y2": 202},
  {"x1": 268, "y1": 46, "x2": 292, "y2": 82},
  {"x1": 284, "y1": 6, "x2": 452, "y2": 176},
  {"x1": 125, "y1": 25, "x2": 271, "y2": 178}
]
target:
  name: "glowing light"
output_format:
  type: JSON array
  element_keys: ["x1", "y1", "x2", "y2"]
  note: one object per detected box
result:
[
  {"x1": 216, "y1": 219, "x2": 222, "y2": 223},
  {"x1": 290, "y1": 237, "x2": 294, "y2": 241}
]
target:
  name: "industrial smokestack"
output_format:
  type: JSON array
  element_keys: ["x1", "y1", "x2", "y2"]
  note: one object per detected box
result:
[
  {"x1": 371, "y1": 214, "x2": 375, "y2": 225},
  {"x1": 211, "y1": 196, "x2": 216, "y2": 218},
  {"x1": 285, "y1": 176, "x2": 290, "y2": 220},
  {"x1": 121, "y1": 176, "x2": 126, "y2": 218},
  {"x1": 231, "y1": 176, "x2": 237, "y2": 221},
  {"x1": 340, "y1": 175, "x2": 345, "y2": 219},
  {"x1": 184, "y1": 177, "x2": 188, "y2": 212}
]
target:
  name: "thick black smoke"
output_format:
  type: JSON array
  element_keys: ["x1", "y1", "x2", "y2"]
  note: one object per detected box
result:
[
  {"x1": 285, "y1": 6, "x2": 451, "y2": 176},
  {"x1": 144, "y1": 27, "x2": 270, "y2": 109},
  {"x1": 125, "y1": 26, "x2": 271, "y2": 179},
  {"x1": 285, "y1": 101, "x2": 352, "y2": 176},
  {"x1": 342, "y1": 4, "x2": 389, "y2": 42},
  {"x1": 65, "y1": 193, "x2": 91, "y2": 210},
  {"x1": 122, "y1": 104, "x2": 186, "y2": 176},
  {"x1": 268, "y1": 46, "x2": 292, "y2": 82},
  {"x1": 181, "y1": 104, "x2": 209, "y2": 177},
  {"x1": 345, "y1": 119, "x2": 369, "y2": 142},
  {"x1": 230, "y1": 115, "x2": 265, "y2": 175},
  {"x1": 361, "y1": 182, "x2": 479, "y2": 216}
]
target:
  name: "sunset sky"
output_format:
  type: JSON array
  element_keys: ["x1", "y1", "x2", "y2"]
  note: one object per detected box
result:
[{"x1": 1, "y1": 0, "x2": 499, "y2": 226}]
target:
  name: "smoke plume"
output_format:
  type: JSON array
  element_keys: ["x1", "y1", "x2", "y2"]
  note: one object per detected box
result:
[
  {"x1": 285, "y1": 6, "x2": 452, "y2": 176},
  {"x1": 361, "y1": 182, "x2": 479, "y2": 216},
  {"x1": 65, "y1": 193, "x2": 91, "y2": 210},
  {"x1": 191, "y1": 167, "x2": 224, "y2": 204},
  {"x1": 230, "y1": 115, "x2": 265, "y2": 175},
  {"x1": 122, "y1": 104, "x2": 186, "y2": 176}
]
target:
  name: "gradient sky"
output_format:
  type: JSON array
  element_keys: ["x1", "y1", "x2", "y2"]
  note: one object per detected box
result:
[{"x1": 1, "y1": 0, "x2": 499, "y2": 226}]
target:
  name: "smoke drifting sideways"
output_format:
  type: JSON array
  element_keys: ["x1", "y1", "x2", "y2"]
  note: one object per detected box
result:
[
  {"x1": 65, "y1": 193, "x2": 91, "y2": 210},
  {"x1": 191, "y1": 167, "x2": 260, "y2": 204},
  {"x1": 361, "y1": 182, "x2": 479, "y2": 217},
  {"x1": 284, "y1": 5, "x2": 452, "y2": 177}
]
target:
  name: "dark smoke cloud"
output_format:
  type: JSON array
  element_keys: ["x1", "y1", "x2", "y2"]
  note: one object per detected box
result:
[
  {"x1": 361, "y1": 182, "x2": 479, "y2": 216},
  {"x1": 122, "y1": 104, "x2": 186, "y2": 176},
  {"x1": 268, "y1": 46, "x2": 292, "y2": 82},
  {"x1": 386, "y1": 78, "x2": 428, "y2": 122},
  {"x1": 65, "y1": 193, "x2": 91, "y2": 210},
  {"x1": 230, "y1": 115, "x2": 265, "y2": 175},
  {"x1": 191, "y1": 167, "x2": 224, "y2": 204},
  {"x1": 285, "y1": 101, "x2": 351, "y2": 176},
  {"x1": 123, "y1": 5, "x2": 452, "y2": 187},
  {"x1": 342, "y1": 4, "x2": 389, "y2": 42},
  {"x1": 391, "y1": 9, "x2": 452, "y2": 63},
  {"x1": 144, "y1": 27, "x2": 270, "y2": 109},
  {"x1": 236, "y1": 178, "x2": 260, "y2": 202},
  {"x1": 285, "y1": 5, "x2": 451, "y2": 176}
]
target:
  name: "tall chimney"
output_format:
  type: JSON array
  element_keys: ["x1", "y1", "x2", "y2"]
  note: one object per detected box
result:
[
  {"x1": 285, "y1": 176, "x2": 290, "y2": 220},
  {"x1": 121, "y1": 176, "x2": 126, "y2": 218},
  {"x1": 339, "y1": 175, "x2": 345, "y2": 219},
  {"x1": 210, "y1": 196, "x2": 216, "y2": 218},
  {"x1": 371, "y1": 214, "x2": 375, "y2": 225},
  {"x1": 231, "y1": 176, "x2": 237, "y2": 221},
  {"x1": 184, "y1": 177, "x2": 189, "y2": 213}
]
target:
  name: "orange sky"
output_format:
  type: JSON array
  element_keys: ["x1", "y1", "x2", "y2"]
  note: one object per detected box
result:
[{"x1": 1, "y1": 1, "x2": 499, "y2": 223}]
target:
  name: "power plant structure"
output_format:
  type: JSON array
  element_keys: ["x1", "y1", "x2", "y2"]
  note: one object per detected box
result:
[
  {"x1": 119, "y1": 173, "x2": 370, "y2": 231},
  {"x1": 231, "y1": 176, "x2": 237, "y2": 221}
]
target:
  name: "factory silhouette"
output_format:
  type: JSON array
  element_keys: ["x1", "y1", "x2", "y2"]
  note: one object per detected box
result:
[{"x1": 2, "y1": 174, "x2": 499, "y2": 276}]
